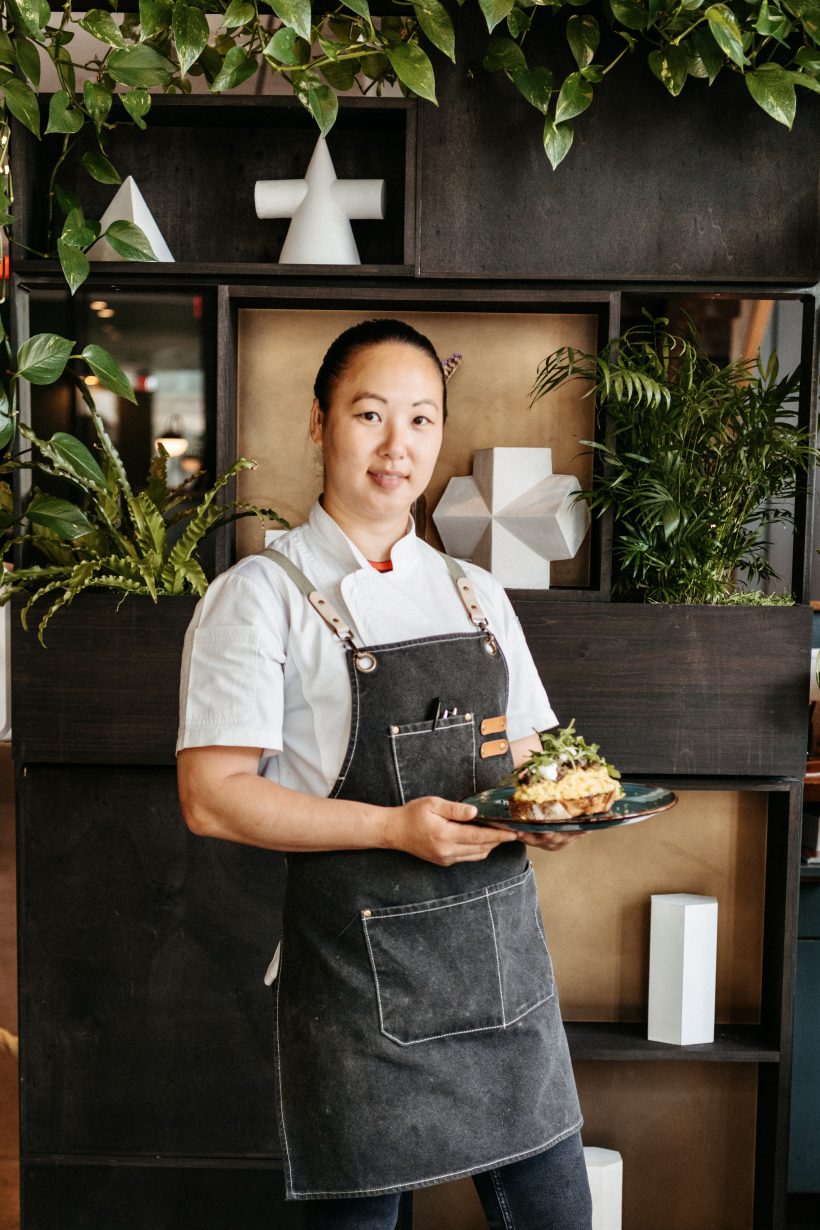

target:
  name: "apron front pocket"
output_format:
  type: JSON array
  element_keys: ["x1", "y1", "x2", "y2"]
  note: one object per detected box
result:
[
  {"x1": 362, "y1": 866, "x2": 554, "y2": 1046},
  {"x1": 388, "y1": 713, "x2": 476, "y2": 803}
]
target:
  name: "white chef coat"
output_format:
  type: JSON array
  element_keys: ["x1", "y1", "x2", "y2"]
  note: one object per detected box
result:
[{"x1": 177, "y1": 499, "x2": 558, "y2": 795}]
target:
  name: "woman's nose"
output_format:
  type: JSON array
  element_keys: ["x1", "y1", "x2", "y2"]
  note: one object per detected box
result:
[{"x1": 380, "y1": 424, "x2": 407, "y2": 457}]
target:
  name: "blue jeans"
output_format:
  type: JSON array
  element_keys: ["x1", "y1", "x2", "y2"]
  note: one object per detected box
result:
[{"x1": 299, "y1": 1131, "x2": 593, "y2": 1229}]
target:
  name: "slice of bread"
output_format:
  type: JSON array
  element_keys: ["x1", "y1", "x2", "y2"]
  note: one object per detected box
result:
[{"x1": 508, "y1": 788, "x2": 619, "y2": 822}]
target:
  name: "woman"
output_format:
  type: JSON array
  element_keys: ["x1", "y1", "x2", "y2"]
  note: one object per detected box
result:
[{"x1": 177, "y1": 319, "x2": 593, "y2": 1229}]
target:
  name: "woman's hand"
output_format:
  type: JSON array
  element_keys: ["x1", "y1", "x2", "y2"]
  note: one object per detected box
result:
[
  {"x1": 515, "y1": 830, "x2": 588, "y2": 852},
  {"x1": 384, "y1": 796, "x2": 519, "y2": 867}
]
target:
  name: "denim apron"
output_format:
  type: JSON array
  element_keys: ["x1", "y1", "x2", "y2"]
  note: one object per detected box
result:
[{"x1": 264, "y1": 550, "x2": 582, "y2": 1201}]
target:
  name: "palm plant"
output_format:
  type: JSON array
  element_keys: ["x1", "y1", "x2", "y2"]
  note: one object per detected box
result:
[
  {"x1": 0, "y1": 330, "x2": 286, "y2": 641},
  {"x1": 531, "y1": 314, "x2": 819, "y2": 604}
]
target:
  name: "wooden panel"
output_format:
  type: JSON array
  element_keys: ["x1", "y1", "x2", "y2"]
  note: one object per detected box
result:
[
  {"x1": 11, "y1": 595, "x2": 197, "y2": 765},
  {"x1": 517, "y1": 601, "x2": 811, "y2": 776},
  {"x1": 18, "y1": 765, "x2": 285, "y2": 1157},
  {"x1": 417, "y1": 10, "x2": 820, "y2": 282},
  {"x1": 413, "y1": 1064, "x2": 756, "y2": 1230},
  {"x1": 533, "y1": 790, "x2": 767, "y2": 1024},
  {"x1": 235, "y1": 305, "x2": 600, "y2": 588}
]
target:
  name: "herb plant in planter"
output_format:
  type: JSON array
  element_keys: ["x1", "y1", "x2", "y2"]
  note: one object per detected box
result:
[
  {"x1": 0, "y1": 330, "x2": 286, "y2": 641},
  {"x1": 530, "y1": 314, "x2": 819, "y2": 604}
]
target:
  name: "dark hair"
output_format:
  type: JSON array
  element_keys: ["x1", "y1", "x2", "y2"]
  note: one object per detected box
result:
[{"x1": 313, "y1": 318, "x2": 447, "y2": 420}]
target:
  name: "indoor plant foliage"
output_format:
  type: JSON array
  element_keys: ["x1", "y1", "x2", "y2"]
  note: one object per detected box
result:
[
  {"x1": 0, "y1": 330, "x2": 286, "y2": 641},
  {"x1": 0, "y1": 0, "x2": 814, "y2": 283},
  {"x1": 531, "y1": 315, "x2": 819, "y2": 604}
]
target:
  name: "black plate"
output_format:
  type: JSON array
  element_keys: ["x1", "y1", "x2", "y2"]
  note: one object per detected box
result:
[{"x1": 462, "y1": 782, "x2": 678, "y2": 832}]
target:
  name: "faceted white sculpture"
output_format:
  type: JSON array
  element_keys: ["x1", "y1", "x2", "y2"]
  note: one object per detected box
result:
[
  {"x1": 86, "y1": 175, "x2": 173, "y2": 262},
  {"x1": 648, "y1": 894, "x2": 718, "y2": 1045},
  {"x1": 584, "y1": 1148, "x2": 623, "y2": 1230},
  {"x1": 255, "y1": 136, "x2": 385, "y2": 265},
  {"x1": 432, "y1": 448, "x2": 591, "y2": 588}
]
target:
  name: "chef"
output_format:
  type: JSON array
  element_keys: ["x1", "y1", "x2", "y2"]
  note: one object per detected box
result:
[{"x1": 177, "y1": 319, "x2": 593, "y2": 1229}]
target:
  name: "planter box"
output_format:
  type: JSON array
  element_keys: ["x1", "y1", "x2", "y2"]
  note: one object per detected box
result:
[
  {"x1": 516, "y1": 601, "x2": 812, "y2": 778},
  {"x1": 11, "y1": 593, "x2": 198, "y2": 766}
]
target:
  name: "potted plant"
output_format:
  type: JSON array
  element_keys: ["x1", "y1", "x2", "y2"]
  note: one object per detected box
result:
[{"x1": 530, "y1": 313, "x2": 820, "y2": 603}]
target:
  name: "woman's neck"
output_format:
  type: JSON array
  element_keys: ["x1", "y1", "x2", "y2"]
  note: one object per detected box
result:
[{"x1": 321, "y1": 494, "x2": 409, "y2": 563}]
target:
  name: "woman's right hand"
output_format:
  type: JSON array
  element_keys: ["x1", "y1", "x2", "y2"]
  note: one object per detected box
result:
[{"x1": 384, "y1": 796, "x2": 519, "y2": 866}]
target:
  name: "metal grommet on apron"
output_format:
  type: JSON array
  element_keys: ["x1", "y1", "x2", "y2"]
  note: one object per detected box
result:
[{"x1": 262, "y1": 547, "x2": 582, "y2": 1201}]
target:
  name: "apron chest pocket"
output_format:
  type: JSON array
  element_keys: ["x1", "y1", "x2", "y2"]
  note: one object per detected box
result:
[
  {"x1": 361, "y1": 866, "x2": 554, "y2": 1046},
  {"x1": 389, "y1": 713, "x2": 476, "y2": 803}
]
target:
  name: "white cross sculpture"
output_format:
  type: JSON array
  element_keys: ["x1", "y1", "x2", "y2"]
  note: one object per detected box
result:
[
  {"x1": 254, "y1": 135, "x2": 385, "y2": 265},
  {"x1": 432, "y1": 448, "x2": 591, "y2": 588}
]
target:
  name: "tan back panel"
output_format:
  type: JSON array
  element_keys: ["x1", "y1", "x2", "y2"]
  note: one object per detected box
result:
[{"x1": 236, "y1": 308, "x2": 598, "y2": 584}]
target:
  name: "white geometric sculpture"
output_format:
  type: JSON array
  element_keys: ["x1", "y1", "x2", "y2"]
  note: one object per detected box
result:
[
  {"x1": 255, "y1": 135, "x2": 385, "y2": 265},
  {"x1": 432, "y1": 447, "x2": 591, "y2": 588},
  {"x1": 584, "y1": 1148, "x2": 623, "y2": 1230},
  {"x1": 648, "y1": 894, "x2": 718, "y2": 1046},
  {"x1": 86, "y1": 175, "x2": 173, "y2": 262}
]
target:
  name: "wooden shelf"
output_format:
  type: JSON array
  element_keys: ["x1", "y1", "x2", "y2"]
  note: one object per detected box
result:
[{"x1": 565, "y1": 1022, "x2": 780, "y2": 1063}]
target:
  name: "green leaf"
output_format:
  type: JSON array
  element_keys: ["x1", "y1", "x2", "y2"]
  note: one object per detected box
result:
[
  {"x1": 264, "y1": 25, "x2": 303, "y2": 63},
  {"x1": 107, "y1": 44, "x2": 176, "y2": 86},
  {"x1": 52, "y1": 43, "x2": 76, "y2": 94},
  {"x1": 50, "y1": 433, "x2": 107, "y2": 489},
  {"x1": 413, "y1": 0, "x2": 456, "y2": 60},
  {"x1": 15, "y1": 35, "x2": 41, "y2": 89},
  {"x1": 648, "y1": 45, "x2": 689, "y2": 94},
  {"x1": 566, "y1": 13, "x2": 599, "y2": 68},
  {"x1": 210, "y1": 45, "x2": 258, "y2": 91},
  {"x1": 506, "y1": 6, "x2": 531, "y2": 38},
  {"x1": 54, "y1": 183, "x2": 81, "y2": 218},
  {"x1": 512, "y1": 65, "x2": 552, "y2": 112},
  {"x1": 320, "y1": 58, "x2": 358, "y2": 89},
  {"x1": 0, "y1": 74, "x2": 40, "y2": 137},
  {"x1": 121, "y1": 87, "x2": 152, "y2": 128},
  {"x1": 687, "y1": 25, "x2": 723, "y2": 80},
  {"x1": 755, "y1": 0, "x2": 793, "y2": 41},
  {"x1": 138, "y1": 0, "x2": 173, "y2": 40},
  {"x1": 0, "y1": 33, "x2": 16, "y2": 66},
  {"x1": 269, "y1": 0, "x2": 313, "y2": 42},
  {"x1": 81, "y1": 344, "x2": 137, "y2": 402},
  {"x1": 173, "y1": 1, "x2": 210, "y2": 74},
  {"x1": 26, "y1": 495, "x2": 94, "y2": 541},
  {"x1": 339, "y1": 0, "x2": 371, "y2": 19},
  {"x1": 554, "y1": 70, "x2": 593, "y2": 122},
  {"x1": 223, "y1": 0, "x2": 256, "y2": 27},
  {"x1": 795, "y1": 46, "x2": 820, "y2": 70},
  {"x1": 477, "y1": 0, "x2": 516, "y2": 33},
  {"x1": 79, "y1": 9, "x2": 126, "y2": 47},
  {"x1": 83, "y1": 80, "x2": 113, "y2": 128},
  {"x1": 62, "y1": 207, "x2": 99, "y2": 248},
  {"x1": 16, "y1": 0, "x2": 49, "y2": 36},
  {"x1": 803, "y1": 7, "x2": 820, "y2": 44},
  {"x1": 386, "y1": 41, "x2": 437, "y2": 102},
  {"x1": 746, "y1": 63, "x2": 796, "y2": 125},
  {"x1": 790, "y1": 68, "x2": 820, "y2": 90},
  {"x1": 307, "y1": 83, "x2": 338, "y2": 136},
  {"x1": 57, "y1": 239, "x2": 90, "y2": 295},
  {"x1": 45, "y1": 89, "x2": 84, "y2": 135},
  {"x1": 482, "y1": 34, "x2": 527, "y2": 72},
  {"x1": 16, "y1": 334, "x2": 74, "y2": 385},
  {"x1": 610, "y1": 0, "x2": 648, "y2": 29},
  {"x1": 82, "y1": 150, "x2": 122, "y2": 185},
  {"x1": 101, "y1": 219, "x2": 158, "y2": 263},
  {"x1": 705, "y1": 4, "x2": 748, "y2": 65},
  {"x1": 543, "y1": 116, "x2": 573, "y2": 168}
]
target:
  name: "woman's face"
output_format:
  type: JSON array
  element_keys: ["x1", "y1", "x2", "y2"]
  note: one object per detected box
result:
[{"x1": 310, "y1": 341, "x2": 445, "y2": 529}]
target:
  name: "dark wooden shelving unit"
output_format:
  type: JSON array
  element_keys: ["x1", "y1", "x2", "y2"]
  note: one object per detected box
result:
[{"x1": 9, "y1": 43, "x2": 819, "y2": 1230}]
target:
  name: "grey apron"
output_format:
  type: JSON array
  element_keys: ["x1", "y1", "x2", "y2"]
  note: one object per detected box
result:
[{"x1": 264, "y1": 550, "x2": 582, "y2": 1201}]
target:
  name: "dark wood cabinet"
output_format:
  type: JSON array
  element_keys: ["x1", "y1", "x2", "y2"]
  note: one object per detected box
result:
[{"x1": 9, "y1": 57, "x2": 820, "y2": 1228}]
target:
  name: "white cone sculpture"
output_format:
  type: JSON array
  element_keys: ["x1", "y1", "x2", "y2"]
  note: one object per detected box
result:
[
  {"x1": 86, "y1": 176, "x2": 172, "y2": 261},
  {"x1": 255, "y1": 135, "x2": 385, "y2": 265},
  {"x1": 433, "y1": 448, "x2": 591, "y2": 588}
]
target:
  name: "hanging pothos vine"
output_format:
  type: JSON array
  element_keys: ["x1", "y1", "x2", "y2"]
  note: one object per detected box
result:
[{"x1": 0, "y1": 0, "x2": 816, "y2": 295}]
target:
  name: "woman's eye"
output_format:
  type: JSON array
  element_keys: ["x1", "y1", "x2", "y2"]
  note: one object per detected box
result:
[
  {"x1": 413, "y1": 414, "x2": 432, "y2": 426},
  {"x1": 357, "y1": 410, "x2": 381, "y2": 422}
]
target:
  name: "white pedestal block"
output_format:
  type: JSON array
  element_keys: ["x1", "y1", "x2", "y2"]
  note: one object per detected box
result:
[
  {"x1": 648, "y1": 893, "x2": 718, "y2": 1045},
  {"x1": 583, "y1": 1148, "x2": 622, "y2": 1230}
]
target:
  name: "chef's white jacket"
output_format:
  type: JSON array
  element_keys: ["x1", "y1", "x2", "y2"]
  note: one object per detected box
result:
[{"x1": 177, "y1": 500, "x2": 558, "y2": 796}]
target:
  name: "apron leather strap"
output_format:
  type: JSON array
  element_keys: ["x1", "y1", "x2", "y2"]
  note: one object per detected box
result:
[{"x1": 442, "y1": 555, "x2": 490, "y2": 631}]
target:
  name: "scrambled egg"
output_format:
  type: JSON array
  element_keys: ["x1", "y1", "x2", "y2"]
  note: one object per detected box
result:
[{"x1": 514, "y1": 765, "x2": 623, "y2": 803}]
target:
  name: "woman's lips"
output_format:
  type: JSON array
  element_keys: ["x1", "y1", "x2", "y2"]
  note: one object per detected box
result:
[{"x1": 369, "y1": 471, "x2": 408, "y2": 489}]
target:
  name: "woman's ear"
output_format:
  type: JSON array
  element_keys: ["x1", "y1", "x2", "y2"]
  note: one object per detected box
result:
[{"x1": 309, "y1": 398, "x2": 324, "y2": 447}]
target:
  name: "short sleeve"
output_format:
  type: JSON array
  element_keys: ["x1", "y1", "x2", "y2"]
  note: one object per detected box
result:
[
  {"x1": 176, "y1": 566, "x2": 288, "y2": 754},
  {"x1": 463, "y1": 566, "x2": 559, "y2": 741}
]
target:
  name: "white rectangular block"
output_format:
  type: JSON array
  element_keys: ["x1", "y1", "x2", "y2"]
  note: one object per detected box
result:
[
  {"x1": 647, "y1": 893, "x2": 718, "y2": 1045},
  {"x1": 584, "y1": 1147, "x2": 622, "y2": 1230}
]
